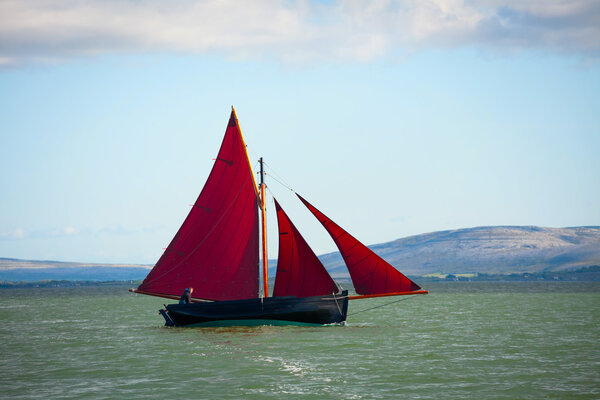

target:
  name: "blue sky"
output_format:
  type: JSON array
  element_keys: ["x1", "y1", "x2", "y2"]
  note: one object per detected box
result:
[{"x1": 1, "y1": 0, "x2": 599, "y2": 264}]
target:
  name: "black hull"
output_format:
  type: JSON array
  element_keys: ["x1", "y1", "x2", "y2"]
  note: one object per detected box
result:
[{"x1": 160, "y1": 290, "x2": 348, "y2": 327}]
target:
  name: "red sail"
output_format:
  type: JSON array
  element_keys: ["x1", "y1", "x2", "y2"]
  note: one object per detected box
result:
[
  {"x1": 297, "y1": 194, "x2": 421, "y2": 295},
  {"x1": 272, "y1": 199, "x2": 339, "y2": 298},
  {"x1": 137, "y1": 110, "x2": 259, "y2": 301}
]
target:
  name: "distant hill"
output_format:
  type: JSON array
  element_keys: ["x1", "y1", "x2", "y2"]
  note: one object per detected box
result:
[
  {"x1": 319, "y1": 226, "x2": 600, "y2": 277},
  {"x1": 2, "y1": 226, "x2": 599, "y2": 282}
]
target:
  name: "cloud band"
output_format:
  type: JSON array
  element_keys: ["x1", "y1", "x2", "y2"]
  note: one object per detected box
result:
[{"x1": 1, "y1": 0, "x2": 598, "y2": 66}]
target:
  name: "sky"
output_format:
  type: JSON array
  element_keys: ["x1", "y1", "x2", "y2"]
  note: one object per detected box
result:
[{"x1": 1, "y1": 0, "x2": 599, "y2": 264}]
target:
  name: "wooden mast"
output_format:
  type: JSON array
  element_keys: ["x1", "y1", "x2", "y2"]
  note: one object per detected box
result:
[{"x1": 259, "y1": 157, "x2": 269, "y2": 297}]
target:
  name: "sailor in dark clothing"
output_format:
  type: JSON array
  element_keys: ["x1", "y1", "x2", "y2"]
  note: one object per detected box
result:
[{"x1": 179, "y1": 287, "x2": 194, "y2": 304}]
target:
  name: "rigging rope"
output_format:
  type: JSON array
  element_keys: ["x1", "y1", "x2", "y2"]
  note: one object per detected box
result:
[
  {"x1": 265, "y1": 185, "x2": 275, "y2": 199},
  {"x1": 348, "y1": 295, "x2": 417, "y2": 316},
  {"x1": 262, "y1": 162, "x2": 295, "y2": 192},
  {"x1": 332, "y1": 292, "x2": 343, "y2": 316}
]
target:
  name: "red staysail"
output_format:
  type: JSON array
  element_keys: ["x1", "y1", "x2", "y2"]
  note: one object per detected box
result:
[
  {"x1": 137, "y1": 110, "x2": 259, "y2": 301},
  {"x1": 297, "y1": 194, "x2": 421, "y2": 295},
  {"x1": 272, "y1": 199, "x2": 339, "y2": 297}
]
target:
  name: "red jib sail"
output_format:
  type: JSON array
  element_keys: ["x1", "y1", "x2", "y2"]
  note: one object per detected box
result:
[
  {"x1": 272, "y1": 198, "x2": 339, "y2": 298},
  {"x1": 297, "y1": 194, "x2": 421, "y2": 295},
  {"x1": 137, "y1": 110, "x2": 259, "y2": 301}
]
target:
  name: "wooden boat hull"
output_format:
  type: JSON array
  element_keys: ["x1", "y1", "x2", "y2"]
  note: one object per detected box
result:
[{"x1": 160, "y1": 290, "x2": 348, "y2": 327}]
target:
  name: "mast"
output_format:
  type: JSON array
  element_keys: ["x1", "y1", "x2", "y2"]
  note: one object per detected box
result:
[{"x1": 259, "y1": 157, "x2": 269, "y2": 297}]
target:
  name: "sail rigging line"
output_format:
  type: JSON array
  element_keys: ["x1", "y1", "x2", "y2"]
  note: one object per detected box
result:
[
  {"x1": 262, "y1": 161, "x2": 295, "y2": 192},
  {"x1": 333, "y1": 279, "x2": 345, "y2": 292},
  {"x1": 141, "y1": 176, "x2": 257, "y2": 288},
  {"x1": 162, "y1": 304, "x2": 178, "y2": 325},
  {"x1": 347, "y1": 295, "x2": 416, "y2": 317},
  {"x1": 332, "y1": 291, "x2": 344, "y2": 316},
  {"x1": 265, "y1": 172, "x2": 294, "y2": 192},
  {"x1": 264, "y1": 171, "x2": 295, "y2": 192}
]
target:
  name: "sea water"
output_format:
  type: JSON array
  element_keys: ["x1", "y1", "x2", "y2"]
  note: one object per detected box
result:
[{"x1": 0, "y1": 282, "x2": 598, "y2": 399}]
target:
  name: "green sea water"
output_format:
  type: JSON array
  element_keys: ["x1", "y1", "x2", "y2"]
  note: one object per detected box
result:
[{"x1": 0, "y1": 282, "x2": 598, "y2": 399}]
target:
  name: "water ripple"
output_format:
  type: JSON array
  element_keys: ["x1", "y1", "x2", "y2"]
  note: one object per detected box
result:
[{"x1": 0, "y1": 283, "x2": 598, "y2": 399}]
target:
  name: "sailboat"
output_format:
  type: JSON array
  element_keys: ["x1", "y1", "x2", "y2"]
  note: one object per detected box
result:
[{"x1": 130, "y1": 108, "x2": 427, "y2": 327}]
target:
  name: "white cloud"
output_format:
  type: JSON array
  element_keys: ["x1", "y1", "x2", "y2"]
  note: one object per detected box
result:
[
  {"x1": 0, "y1": 0, "x2": 598, "y2": 66},
  {"x1": 0, "y1": 228, "x2": 25, "y2": 239},
  {"x1": 0, "y1": 226, "x2": 78, "y2": 240},
  {"x1": 63, "y1": 226, "x2": 77, "y2": 235},
  {"x1": 0, "y1": 224, "x2": 163, "y2": 241}
]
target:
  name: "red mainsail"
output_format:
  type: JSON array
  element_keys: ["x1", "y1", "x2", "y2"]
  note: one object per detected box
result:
[
  {"x1": 297, "y1": 194, "x2": 421, "y2": 295},
  {"x1": 137, "y1": 110, "x2": 259, "y2": 301},
  {"x1": 272, "y1": 199, "x2": 339, "y2": 298}
]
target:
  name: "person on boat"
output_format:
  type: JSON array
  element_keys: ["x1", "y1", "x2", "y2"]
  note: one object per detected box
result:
[{"x1": 179, "y1": 287, "x2": 193, "y2": 304}]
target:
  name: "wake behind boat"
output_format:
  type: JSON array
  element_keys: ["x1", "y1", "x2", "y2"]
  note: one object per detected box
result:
[{"x1": 130, "y1": 108, "x2": 426, "y2": 327}]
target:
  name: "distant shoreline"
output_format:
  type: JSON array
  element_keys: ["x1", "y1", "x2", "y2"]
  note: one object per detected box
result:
[
  {"x1": 1, "y1": 266, "x2": 598, "y2": 288},
  {"x1": 413, "y1": 265, "x2": 600, "y2": 282},
  {"x1": 0, "y1": 280, "x2": 141, "y2": 288}
]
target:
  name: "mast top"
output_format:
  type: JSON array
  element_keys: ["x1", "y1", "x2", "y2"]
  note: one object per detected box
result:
[{"x1": 259, "y1": 157, "x2": 265, "y2": 187}]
